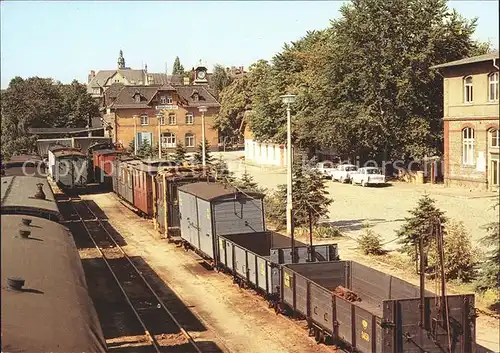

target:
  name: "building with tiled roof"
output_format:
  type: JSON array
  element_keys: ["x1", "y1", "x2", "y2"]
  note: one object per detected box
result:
[{"x1": 102, "y1": 81, "x2": 221, "y2": 153}]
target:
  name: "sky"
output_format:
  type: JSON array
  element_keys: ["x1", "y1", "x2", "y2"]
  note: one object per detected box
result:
[{"x1": 1, "y1": 1, "x2": 498, "y2": 89}]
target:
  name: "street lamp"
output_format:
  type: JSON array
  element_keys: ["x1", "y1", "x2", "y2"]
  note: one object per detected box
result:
[
  {"x1": 198, "y1": 106, "x2": 208, "y2": 166},
  {"x1": 133, "y1": 115, "x2": 139, "y2": 155},
  {"x1": 157, "y1": 113, "x2": 163, "y2": 159},
  {"x1": 281, "y1": 94, "x2": 296, "y2": 262}
]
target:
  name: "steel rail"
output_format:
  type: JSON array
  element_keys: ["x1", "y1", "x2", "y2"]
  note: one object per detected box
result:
[
  {"x1": 72, "y1": 198, "x2": 204, "y2": 353},
  {"x1": 68, "y1": 199, "x2": 162, "y2": 353}
]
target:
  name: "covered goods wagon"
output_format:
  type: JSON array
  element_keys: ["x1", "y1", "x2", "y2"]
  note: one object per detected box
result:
[
  {"x1": 50, "y1": 147, "x2": 88, "y2": 188},
  {"x1": 178, "y1": 182, "x2": 265, "y2": 260}
]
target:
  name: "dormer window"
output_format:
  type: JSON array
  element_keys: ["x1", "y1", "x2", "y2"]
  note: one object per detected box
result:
[
  {"x1": 135, "y1": 95, "x2": 141, "y2": 103},
  {"x1": 160, "y1": 96, "x2": 167, "y2": 104},
  {"x1": 191, "y1": 89, "x2": 200, "y2": 102}
]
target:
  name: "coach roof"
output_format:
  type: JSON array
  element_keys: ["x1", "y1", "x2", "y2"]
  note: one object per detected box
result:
[
  {"x1": 178, "y1": 182, "x2": 264, "y2": 201},
  {"x1": 1, "y1": 214, "x2": 107, "y2": 353},
  {"x1": 1, "y1": 176, "x2": 61, "y2": 221}
]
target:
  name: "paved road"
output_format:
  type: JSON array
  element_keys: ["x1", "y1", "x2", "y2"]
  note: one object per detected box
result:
[{"x1": 215, "y1": 151, "x2": 499, "y2": 251}]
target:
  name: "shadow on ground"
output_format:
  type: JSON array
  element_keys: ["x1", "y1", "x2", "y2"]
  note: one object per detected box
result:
[
  {"x1": 321, "y1": 218, "x2": 406, "y2": 232},
  {"x1": 82, "y1": 256, "x2": 225, "y2": 353}
]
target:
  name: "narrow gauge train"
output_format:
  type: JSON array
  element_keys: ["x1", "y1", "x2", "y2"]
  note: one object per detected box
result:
[
  {"x1": 47, "y1": 145, "x2": 88, "y2": 188},
  {"x1": 98, "y1": 152, "x2": 477, "y2": 353},
  {"x1": 175, "y1": 182, "x2": 477, "y2": 353},
  {"x1": 0, "y1": 174, "x2": 107, "y2": 352},
  {"x1": 1, "y1": 154, "x2": 46, "y2": 177}
]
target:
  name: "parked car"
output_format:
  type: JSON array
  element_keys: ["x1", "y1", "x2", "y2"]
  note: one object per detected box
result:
[
  {"x1": 331, "y1": 164, "x2": 358, "y2": 183},
  {"x1": 350, "y1": 167, "x2": 386, "y2": 186},
  {"x1": 312, "y1": 162, "x2": 337, "y2": 179}
]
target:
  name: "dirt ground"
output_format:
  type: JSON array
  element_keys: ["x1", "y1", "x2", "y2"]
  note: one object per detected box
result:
[{"x1": 85, "y1": 192, "x2": 337, "y2": 353}]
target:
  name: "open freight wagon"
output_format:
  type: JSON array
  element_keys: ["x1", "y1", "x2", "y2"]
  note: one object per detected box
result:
[
  {"x1": 218, "y1": 232, "x2": 339, "y2": 298},
  {"x1": 281, "y1": 261, "x2": 476, "y2": 353}
]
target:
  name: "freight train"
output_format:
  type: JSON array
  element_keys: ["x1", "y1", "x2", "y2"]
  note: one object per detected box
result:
[
  {"x1": 0, "y1": 174, "x2": 107, "y2": 352},
  {"x1": 85, "y1": 147, "x2": 478, "y2": 353}
]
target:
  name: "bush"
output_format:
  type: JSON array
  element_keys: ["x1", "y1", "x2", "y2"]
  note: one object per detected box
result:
[
  {"x1": 315, "y1": 223, "x2": 343, "y2": 239},
  {"x1": 357, "y1": 222, "x2": 384, "y2": 255},
  {"x1": 428, "y1": 220, "x2": 478, "y2": 283}
]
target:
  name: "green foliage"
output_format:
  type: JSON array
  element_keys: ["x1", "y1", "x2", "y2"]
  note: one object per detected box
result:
[
  {"x1": 136, "y1": 139, "x2": 155, "y2": 158},
  {"x1": 211, "y1": 64, "x2": 233, "y2": 100},
  {"x1": 173, "y1": 143, "x2": 187, "y2": 164},
  {"x1": 357, "y1": 222, "x2": 384, "y2": 255},
  {"x1": 476, "y1": 201, "x2": 500, "y2": 293},
  {"x1": 265, "y1": 158, "x2": 333, "y2": 229},
  {"x1": 217, "y1": 0, "x2": 488, "y2": 160},
  {"x1": 236, "y1": 169, "x2": 259, "y2": 190},
  {"x1": 396, "y1": 193, "x2": 447, "y2": 259},
  {"x1": 1, "y1": 77, "x2": 99, "y2": 159},
  {"x1": 172, "y1": 56, "x2": 185, "y2": 75},
  {"x1": 211, "y1": 155, "x2": 235, "y2": 183},
  {"x1": 427, "y1": 220, "x2": 478, "y2": 283},
  {"x1": 192, "y1": 139, "x2": 212, "y2": 165}
]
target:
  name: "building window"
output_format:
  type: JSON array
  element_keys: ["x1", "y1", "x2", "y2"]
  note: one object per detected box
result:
[
  {"x1": 140, "y1": 115, "x2": 148, "y2": 126},
  {"x1": 167, "y1": 96, "x2": 173, "y2": 104},
  {"x1": 492, "y1": 160, "x2": 499, "y2": 186},
  {"x1": 161, "y1": 132, "x2": 176, "y2": 148},
  {"x1": 462, "y1": 127, "x2": 475, "y2": 166},
  {"x1": 160, "y1": 96, "x2": 167, "y2": 104},
  {"x1": 158, "y1": 114, "x2": 165, "y2": 125},
  {"x1": 490, "y1": 129, "x2": 499, "y2": 147},
  {"x1": 185, "y1": 114, "x2": 194, "y2": 125},
  {"x1": 489, "y1": 72, "x2": 499, "y2": 102},
  {"x1": 185, "y1": 133, "x2": 195, "y2": 147},
  {"x1": 464, "y1": 76, "x2": 473, "y2": 103},
  {"x1": 168, "y1": 113, "x2": 176, "y2": 125}
]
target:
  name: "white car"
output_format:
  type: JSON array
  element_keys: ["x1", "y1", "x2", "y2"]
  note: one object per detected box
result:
[
  {"x1": 331, "y1": 164, "x2": 358, "y2": 183},
  {"x1": 312, "y1": 162, "x2": 337, "y2": 179},
  {"x1": 351, "y1": 167, "x2": 386, "y2": 186}
]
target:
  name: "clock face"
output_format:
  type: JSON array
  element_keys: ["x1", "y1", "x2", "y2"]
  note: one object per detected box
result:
[{"x1": 198, "y1": 70, "x2": 206, "y2": 79}]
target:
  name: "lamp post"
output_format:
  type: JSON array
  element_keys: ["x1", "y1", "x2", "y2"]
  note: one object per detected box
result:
[
  {"x1": 198, "y1": 106, "x2": 208, "y2": 166},
  {"x1": 157, "y1": 113, "x2": 163, "y2": 159},
  {"x1": 133, "y1": 115, "x2": 138, "y2": 155},
  {"x1": 281, "y1": 94, "x2": 296, "y2": 262}
]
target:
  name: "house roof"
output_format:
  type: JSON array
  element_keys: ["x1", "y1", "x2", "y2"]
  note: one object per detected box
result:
[
  {"x1": 178, "y1": 182, "x2": 264, "y2": 201},
  {"x1": 29, "y1": 127, "x2": 104, "y2": 134},
  {"x1": 103, "y1": 69, "x2": 147, "y2": 86},
  {"x1": 175, "y1": 85, "x2": 220, "y2": 108},
  {"x1": 109, "y1": 86, "x2": 160, "y2": 109},
  {"x1": 430, "y1": 51, "x2": 500, "y2": 69},
  {"x1": 1, "y1": 214, "x2": 107, "y2": 353}
]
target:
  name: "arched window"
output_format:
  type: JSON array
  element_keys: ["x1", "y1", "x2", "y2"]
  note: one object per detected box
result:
[
  {"x1": 490, "y1": 129, "x2": 499, "y2": 147},
  {"x1": 488, "y1": 72, "x2": 499, "y2": 102},
  {"x1": 464, "y1": 76, "x2": 473, "y2": 103},
  {"x1": 462, "y1": 127, "x2": 475, "y2": 165},
  {"x1": 161, "y1": 132, "x2": 176, "y2": 148},
  {"x1": 185, "y1": 133, "x2": 195, "y2": 147}
]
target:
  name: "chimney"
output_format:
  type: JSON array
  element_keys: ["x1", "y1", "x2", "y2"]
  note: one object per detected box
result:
[
  {"x1": 21, "y1": 218, "x2": 32, "y2": 226},
  {"x1": 239, "y1": 66, "x2": 244, "y2": 72},
  {"x1": 183, "y1": 77, "x2": 190, "y2": 85},
  {"x1": 34, "y1": 183, "x2": 46, "y2": 200},
  {"x1": 88, "y1": 70, "x2": 96, "y2": 83},
  {"x1": 7, "y1": 277, "x2": 25, "y2": 291},
  {"x1": 19, "y1": 229, "x2": 31, "y2": 239}
]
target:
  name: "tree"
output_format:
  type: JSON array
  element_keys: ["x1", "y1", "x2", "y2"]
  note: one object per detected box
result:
[
  {"x1": 236, "y1": 169, "x2": 260, "y2": 191},
  {"x1": 396, "y1": 193, "x2": 447, "y2": 259},
  {"x1": 476, "y1": 201, "x2": 500, "y2": 293},
  {"x1": 173, "y1": 142, "x2": 187, "y2": 165},
  {"x1": 172, "y1": 56, "x2": 185, "y2": 75},
  {"x1": 427, "y1": 220, "x2": 478, "y2": 282},
  {"x1": 192, "y1": 139, "x2": 212, "y2": 165},
  {"x1": 1, "y1": 76, "x2": 99, "y2": 160},
  {"x1": 211, "y1": 155, "x2": 235, "y2": 183},
  {"x1": 357, "y1": 222, "x2": 384, "y2": 255},
  {"x1": 137, "y1": 139, "x2": 154, "y2": 158},
  {"x1": 211, "y1": 64, "x2": 233, "y2": 100}
]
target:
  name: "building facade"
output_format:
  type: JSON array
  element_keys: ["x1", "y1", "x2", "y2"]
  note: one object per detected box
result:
[
  {"x1": 103, "y1": 83, "x2": 220, "y2": 153},
  {"x1": 432, "y1": 51, "x2": 499, "y2": 190},
  {"x1": 244, "y1": 123, "x2": 290, "y2": 168}
]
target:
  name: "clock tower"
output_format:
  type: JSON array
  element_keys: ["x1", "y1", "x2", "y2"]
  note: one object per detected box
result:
[{"x1": 194, "y1": 66, "x2": 208, "y2": 85}]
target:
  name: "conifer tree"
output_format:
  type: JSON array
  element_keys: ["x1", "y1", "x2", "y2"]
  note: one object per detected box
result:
[
  {"x1": 237, "y1": 169, "x2": 260, "y2": 191},
  {"x1": 192, "y1": 139, "x2": 212, "y2": 165},
  {"x1": 173, "y1": 142, "x2": 187, "y2": 165}
]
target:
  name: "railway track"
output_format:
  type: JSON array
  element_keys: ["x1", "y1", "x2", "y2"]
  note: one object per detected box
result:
[{"x1": 63, "y1": 197, "x2": 212, "y2": 353}]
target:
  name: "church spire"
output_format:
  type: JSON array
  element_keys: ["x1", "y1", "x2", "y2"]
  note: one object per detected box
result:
[{"x1": 118, "y1": 49, "x2": 125, "y2": 69}]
